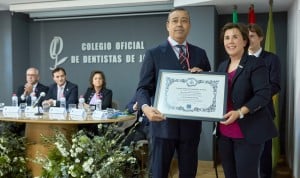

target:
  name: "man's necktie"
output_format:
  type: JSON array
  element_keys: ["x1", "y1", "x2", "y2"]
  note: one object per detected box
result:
[
  {"x1": 176, "y1": 45, "x2": 188, "y2": 70},
  {"x1": 58, "y1": 87, "x2": 64, "y2": 100}
]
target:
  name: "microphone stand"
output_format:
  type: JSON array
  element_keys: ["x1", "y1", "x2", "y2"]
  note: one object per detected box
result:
[
  {"x1": 34, "y1": 101, "x2": 43, "y2": 116},
  {"x1": 35, "y1": 106, "x2": 43, "y2": 116},
  {"x1": 33, "y1": 93, "x2": 46, "y2": 116}
]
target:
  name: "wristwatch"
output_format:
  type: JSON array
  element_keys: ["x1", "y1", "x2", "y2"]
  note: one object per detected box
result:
[{"x1": 237, "y1": 109, "x2": 244, "y2": 119}]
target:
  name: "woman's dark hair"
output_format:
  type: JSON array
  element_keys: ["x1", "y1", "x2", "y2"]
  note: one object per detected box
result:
[
  {"x1": 220, "y1": 22, "x2": 250, "y2": 51},
  {"x1": 89, "y1": 70, "x2": 106, "y2": 89}
]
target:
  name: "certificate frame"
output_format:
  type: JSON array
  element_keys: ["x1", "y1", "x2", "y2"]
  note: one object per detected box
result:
[{"x1": 153, "y1": 70, "x2": 227, "y2": 122}]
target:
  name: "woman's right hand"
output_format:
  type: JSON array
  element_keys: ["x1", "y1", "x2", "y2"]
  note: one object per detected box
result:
[{"x1": 220, "y1": 110, "x2": 240, "y2": 125}]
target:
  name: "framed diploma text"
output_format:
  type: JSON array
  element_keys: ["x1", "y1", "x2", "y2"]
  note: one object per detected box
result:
[{"x1": 154, "y1": 70, "x2": 227, "y2": 121}]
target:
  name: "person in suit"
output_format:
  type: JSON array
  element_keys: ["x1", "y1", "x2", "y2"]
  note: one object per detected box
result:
[
  {"x1": 124, "y1": 93, "x2": 149, "y2": 146},
  {"x1": 9, "y1": 67, "x2": 48, "y2": 136},
  {"x1": 43, "y1": 67, "x2": 78, "y2": 108},
  {"x1": 248, "y1": 23, "x2": 281, "y2": 178},
  {"x1": 79, "y1": 70, "x2": 112, "y2": 135},
  {"x1": 83, "y1": 70, "x2": 112, "y2": 109},
  {"x1": 217, "y1": 22, "x2": 278, "y2": 178},
  {"x1": 136, "y1": 7, "x2": 211, "y2": 178},
  {"x1": 124, "y1": 93, "x2": 151, "y2": 174},
  {"x1": 16, "y1": 67, "x2": 49, "y2": 106}
]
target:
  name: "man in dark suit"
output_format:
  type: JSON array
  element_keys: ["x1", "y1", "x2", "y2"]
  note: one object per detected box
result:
[
  {"x1": 136, "y1": 7, "x2": 211, "y2": 178},
  {"x1": 16, "y1": 67, "x2": 49, "y2": 106},
  {"x1": 8, "y1": 67, "x2": 49, "y2": 135},
  {"x1": 248, "y1": 23, "x2": 281, "y2": 178},
  {"x1": 43, "y1": 67, "x2": 78, "y2": 108}
]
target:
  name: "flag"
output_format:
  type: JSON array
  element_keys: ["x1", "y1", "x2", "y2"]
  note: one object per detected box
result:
[
  {"x1": 248, "y1": 4, "x2": 256, "y2": 24},
  {"x1": 232, "y1": 5, "x2": 238, "y2": 23},
  {"x1": 264, "y1": 0, "x2": 280, "y2": 168}
]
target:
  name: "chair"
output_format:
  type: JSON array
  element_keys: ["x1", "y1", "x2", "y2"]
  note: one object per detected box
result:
[{"x1": 112, "y1": 100, "x2": 118, "y2": 109}]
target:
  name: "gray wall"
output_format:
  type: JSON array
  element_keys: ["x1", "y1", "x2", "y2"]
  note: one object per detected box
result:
[
  {"x1": 0, "y1": 12, "x2": 30, "y2": 104},
  {"x1": 12, "y1": 13, "x2": 30, "y2": 91},
  {"x1": 0, "y1": 12, "x2": 13, "y2": 105},
  {"x1": 29, "y1": 14, "x2": 168, "y2": 108}
]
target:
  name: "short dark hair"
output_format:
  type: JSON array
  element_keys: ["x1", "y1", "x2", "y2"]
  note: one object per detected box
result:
[
  {"x1": 89, "y1": 70, "x2": 106, "y2": 89},
  {"x1": 168, "y1": 7, "x2": 190, "y2": 22},
  {"x1": 52, "y1": 67, "x2": 66, "y2": 77},
  {"x1": 248, "y1": 23, "x2": 264, "y2": 37},
  {"x1": 220, "y1": 22, "x2": 249, "y2": 50}
]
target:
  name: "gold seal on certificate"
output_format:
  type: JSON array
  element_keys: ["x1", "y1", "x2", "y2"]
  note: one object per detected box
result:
[{"x1": 154, "y1": 70, "x2": 227, "y2": 121}]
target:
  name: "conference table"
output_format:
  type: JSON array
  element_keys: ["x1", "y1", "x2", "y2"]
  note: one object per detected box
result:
[{"x1": 0, "y1": 111, "x2": 135, "y2": 177}]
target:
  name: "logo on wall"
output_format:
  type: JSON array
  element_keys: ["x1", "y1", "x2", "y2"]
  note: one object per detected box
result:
[{"x1": 49, "y1": 36, "x2": 68, "y2": 70}]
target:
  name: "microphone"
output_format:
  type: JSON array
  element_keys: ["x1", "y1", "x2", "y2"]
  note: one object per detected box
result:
[{"x1": 32, "y1": 92, "x2": 46, "y2": 108}]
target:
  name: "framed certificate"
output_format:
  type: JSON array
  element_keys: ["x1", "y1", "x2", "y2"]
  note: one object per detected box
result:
[{"x1": 154, "y1": 70, "x2": 227, "y2": 122}]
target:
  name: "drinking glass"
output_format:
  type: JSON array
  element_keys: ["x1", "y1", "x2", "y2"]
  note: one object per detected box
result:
[
  {"x1": 42, "y1": 102, "x2": 50, "y2": 113},
  {"x1": 68, "y1": 104, "x2": 77, "y2": 112},
  {"x1": 87, "y1": 105, "x2": 96, "y2": 115},
  {"x1": 19, "y1": 103, "x2": 27, "y2": 112}
]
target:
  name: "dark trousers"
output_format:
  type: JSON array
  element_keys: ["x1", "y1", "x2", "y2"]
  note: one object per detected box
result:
[
  {"x1": 260, "y1": 139, "x2": 273, "y2": 178},
  {"x1": 218, "y1": 135, "x2": 264, "y2": 178},
  {"x1": 151, "y1": 137, "x2": 200, "y2": 178}
]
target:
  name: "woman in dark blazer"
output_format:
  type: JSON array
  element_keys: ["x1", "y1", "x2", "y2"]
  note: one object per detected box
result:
[
  {"x1": 83, "y1": 70, "x2": 112, "y2": 109},
  {"x1": 217, "y1": 22, "x2": 278, "y2": 178},
  {"x1": 79, "y1": 70, "x2": 112, "y2": 135}
]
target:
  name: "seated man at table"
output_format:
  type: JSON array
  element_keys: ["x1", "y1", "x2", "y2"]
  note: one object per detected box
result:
[
  {"x1": 7, "y1": 67, "x2": 49, "y2": 136},
  {"x1": 17, "y1": 67, "x2": 49, "y2": 106},
  {"x1": 42, "y1": 67, "x2": 78, "y2": 109}
]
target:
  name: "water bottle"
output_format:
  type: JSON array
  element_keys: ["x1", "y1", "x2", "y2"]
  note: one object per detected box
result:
[
  {"x1": 31, "y1": 93, "x2": 37, "y2": 106},
  {"x1": 12, "y1": 93, "x2": 18, "y2": 106},
  {"x1": 95, "y1": 98, "x2": 102, "y2": 111},
  {"x1": 78, "y1": 95, "x2": 85, "y2": 109},
  {"x1": 60, "y1": 95, "x2": 66, "y2": 108}
]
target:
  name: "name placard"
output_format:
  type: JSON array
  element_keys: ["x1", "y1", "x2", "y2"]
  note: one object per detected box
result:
[
  {"x1": 92, "y1": 110, "x2": 107, "y2": 120},
  {"x1": 2, "y1": 106, "x2": 20, "y2": 117},
  {"x1": 49, "y1": 107, "x2": 67, "y2": 120},
  {"x1": 69, "y1": 109, "x2": 86, "y2": 121},
  {"x1": 49, "y1": 107, "x2": 67, "y2": 114},
  {"x1": 25, "y1": 107, "x2": 39, "y2": 113}
]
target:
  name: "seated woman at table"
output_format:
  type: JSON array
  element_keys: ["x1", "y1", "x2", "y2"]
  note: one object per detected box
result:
[
  {"x1": 79, "y1": 70, "x2": 113, "y2": 135},
  {"x1": 83, "y1": 70, "x2": 112, "y2": 110}
]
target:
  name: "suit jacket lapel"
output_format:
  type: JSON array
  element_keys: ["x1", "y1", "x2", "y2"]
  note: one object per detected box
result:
[
  {"x1": 162, "y1": 41, "x2": 177, "y2": 59},
  {"x1": 232, "y1": 54, "x2": 247, "y2": 84},
  {"x1": 161, "y1": 41, "x2": 183, "y2": 68},
  {"x1": 63, "y1": 81, "x2": 69, "y2": 97}
]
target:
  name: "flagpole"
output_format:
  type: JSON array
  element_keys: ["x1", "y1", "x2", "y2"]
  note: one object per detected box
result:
[
  {"x1": 232, "y1": 5, "x2": 238, "y2": 24},
  {"x1": 265, "y1": 0, "x2": 280, "y2": 169}
]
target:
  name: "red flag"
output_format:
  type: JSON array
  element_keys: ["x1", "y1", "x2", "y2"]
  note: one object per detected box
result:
[{"x1": 248, "y1": 4, "x2": 256, "y2": 24}]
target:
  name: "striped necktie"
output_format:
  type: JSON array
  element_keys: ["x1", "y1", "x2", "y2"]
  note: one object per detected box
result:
[{"x1": 176, "y1": 45, "x2": 188, "y2": 70}]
